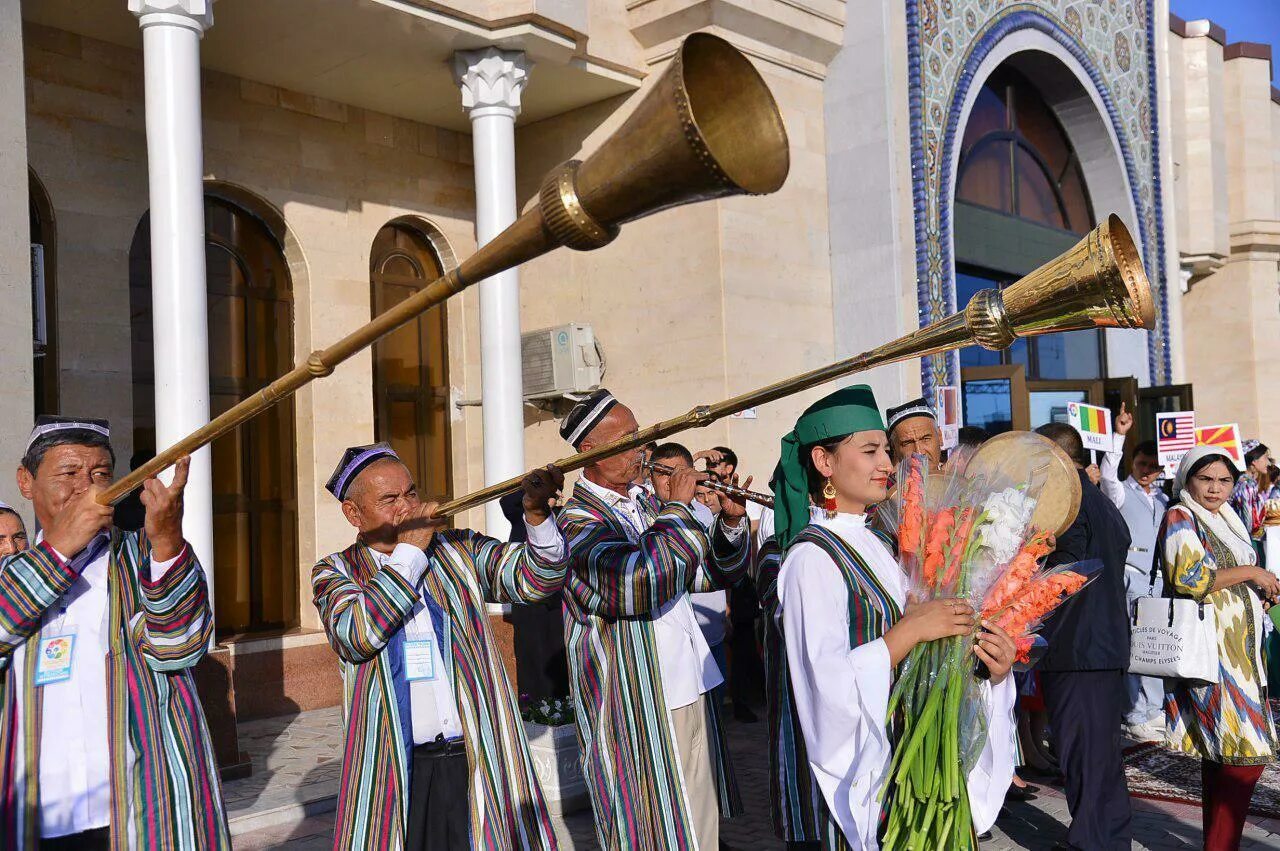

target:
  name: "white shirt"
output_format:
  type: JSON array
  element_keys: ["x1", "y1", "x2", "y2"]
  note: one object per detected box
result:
[
  {"x1": 578, "y1": 477, "x2": 746, "y2": 709},
  {"x1": 1099, "y1": 433, "x2": 1159, "y2": 512},
  {"x1": 687, "y1": 501, "x2": 729, "y2": 648},
  {"x1": 377, "y1": 517, "x2": 565, "y2": 743},
  {"x1": 37, "y1": 533, "x2": 181, "y2": 839},
  {"x1": 777, "y1": 511, "x2": 1016, "y2": 849}
]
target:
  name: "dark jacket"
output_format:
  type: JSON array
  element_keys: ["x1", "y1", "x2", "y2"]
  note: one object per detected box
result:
[{"x1": 1038, "y1": 469, "x2": 1132, "y2": 672}]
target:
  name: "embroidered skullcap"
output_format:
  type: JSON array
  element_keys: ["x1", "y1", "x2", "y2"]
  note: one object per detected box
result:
[
  {"x1": 326, "y1": 443, "x2": 400, "y2": 501},
  {"x1": 771, "y1": 385, "x2": 884, "y2": 549},
  {"x1": 885, "y1": 398, "x2": 936, "y2": 434},
  {"x1": 560, "y1": 389, "x2": 618, "y2": 449},
  {"x1": 26, "y1": 415, "x2": 111, "y2": 451},
  {"x1": 1244, "y1": 439, "x2": 1261, "y2": 455}
]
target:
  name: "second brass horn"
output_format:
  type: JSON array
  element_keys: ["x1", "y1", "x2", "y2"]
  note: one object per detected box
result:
[
  {"x1": 437, "y1": 214, "x2": 1153, "y2": 517},
  {"x1": 100, "y1": 32, "x2": 790, "y2": 505}
]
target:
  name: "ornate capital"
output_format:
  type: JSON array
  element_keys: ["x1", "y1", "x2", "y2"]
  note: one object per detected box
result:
[
  {"x1": 129, "y1": 0, "x2": 214, "y2": 33},
  {"x1": 453, "y1": 49, "x2": 531, "y2": 119}
]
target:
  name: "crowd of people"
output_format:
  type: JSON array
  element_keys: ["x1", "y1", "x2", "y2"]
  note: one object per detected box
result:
[{"x1": 0, "y1": 392, "x2": 1276, "y2": 850}]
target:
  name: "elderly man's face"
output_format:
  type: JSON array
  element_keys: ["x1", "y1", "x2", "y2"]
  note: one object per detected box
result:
[
  {"x1": 890, "y1": 416, "x2": 942, "y2": 466},
  {"x1": 341, "y1": 458, "x2": 418, "y2": 548},
  {"x1": 581, "y1": 405, "x2": 645, "y2": 490},
  {"x1": 0, "y1": 512, "x2": 28, "y2": 557},
  {"x1": 17, "y1": 443, "x2": 113, "y2": 529}
]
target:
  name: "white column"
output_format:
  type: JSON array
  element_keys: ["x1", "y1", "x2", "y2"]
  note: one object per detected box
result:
[
  {"x1": 130, "y1": 0, "x2": 216, "y2": 613},
  {"x1": 454, "y1": 49, "x2": 531, "y2": 538},
  {"x1": 0, "y1": 0, "x2": 34, "y2": 516}
]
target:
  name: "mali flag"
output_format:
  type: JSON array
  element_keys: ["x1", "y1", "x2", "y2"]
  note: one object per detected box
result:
[{"x1": 1078, "y1": 405, "x2": 1109, "y2": 435}]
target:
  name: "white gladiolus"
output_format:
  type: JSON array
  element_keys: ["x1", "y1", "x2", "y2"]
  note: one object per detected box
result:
[{"x1": 976, "y1": 487, "x2": 1036, "y2": 566}]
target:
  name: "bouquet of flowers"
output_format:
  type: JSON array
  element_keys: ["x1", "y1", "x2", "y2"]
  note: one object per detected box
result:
[
  {"x1": 877, "y1": 452, "x2": 1095, "y2": 849},
  {"x1": 519, "y1": 693, "x2": 576, "y2": 727}
]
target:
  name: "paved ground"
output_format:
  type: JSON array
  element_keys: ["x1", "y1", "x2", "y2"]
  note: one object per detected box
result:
[{"x1": 231, "y1": 708, "x2": 1280, "y2": 850}]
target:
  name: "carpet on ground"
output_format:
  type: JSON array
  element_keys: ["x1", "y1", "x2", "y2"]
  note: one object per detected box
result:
[{"x1": 1122, "y1": 701, "x2": 1280, "y2": 818}]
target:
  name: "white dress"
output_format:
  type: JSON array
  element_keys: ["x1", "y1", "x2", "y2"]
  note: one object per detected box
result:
[{"x1": 776, "y1": 511, "x2": 1017, "y2": 849}]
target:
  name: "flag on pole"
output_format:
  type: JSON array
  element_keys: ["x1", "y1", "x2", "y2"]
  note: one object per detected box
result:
[{"x1": 1067, "y1": 402, "x2": 1112, "y2": 452}]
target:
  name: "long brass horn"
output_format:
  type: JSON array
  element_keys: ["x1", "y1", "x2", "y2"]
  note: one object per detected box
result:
[
  {"x1": 437, "y1": 214, "x2": 1153, "y2": 517},
  {"x1": 99, "y1": 32, "x2": 790, "y2": 505}
]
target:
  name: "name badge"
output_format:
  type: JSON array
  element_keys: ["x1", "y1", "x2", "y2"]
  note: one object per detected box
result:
[
  {"x1": 405, "y1": 639, "x2": 436, "y2": 682},
  {"x1": 35, "y1": 633, "x2": 76, "y2": 686}
]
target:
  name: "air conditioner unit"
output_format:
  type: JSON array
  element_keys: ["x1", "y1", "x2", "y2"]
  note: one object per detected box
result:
[{"x1": 521, "y1": 324, "x2": 603, "y2": 400}]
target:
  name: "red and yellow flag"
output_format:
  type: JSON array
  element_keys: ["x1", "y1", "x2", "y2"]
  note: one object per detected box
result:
[{"x1": 1195, "y1": 423, "x2": 1243, "y2": 467}]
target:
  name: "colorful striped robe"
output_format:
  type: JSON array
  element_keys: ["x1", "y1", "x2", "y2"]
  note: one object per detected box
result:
[
  {"x1": 757, "y1": 527, "x2": 901, "y2": 844},
  {"x1": 559, "y1": 483, "x2": 748, "y2": 850},
  {"x1": 0, "y1": 532, "x2": 227, "y2": 850},
  {"x1": 312, "y1": 529, "x2": 570, "y2": 851}
]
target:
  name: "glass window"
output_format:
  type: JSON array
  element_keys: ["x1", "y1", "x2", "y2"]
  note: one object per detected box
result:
[
  {"x1": 963, "y1": 378, "x2": 1015, "y2": 435},
  {"x1": 955, "y1": 64, "x2": 1103, "y2": 382},
  {"x1": 956, "y1": 67, "x2": 1094, "y2": 235},
  {"x1": 1030, "y1": 390, "x2": 1089, "y2": 429}
]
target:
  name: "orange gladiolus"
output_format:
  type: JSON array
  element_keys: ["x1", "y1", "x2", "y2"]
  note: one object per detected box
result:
[
  {"x1": 941, "y1": 507, "x2": 976, "y2": 588},
  {"x1": 923, "y1": 507, "x2": 955, "y2": 588},
  {"x1": 899, "y1": 461, "x2": 926, "y2": 557},
  {"x1": 981, "y1": 531, "x2": 1054, "y2": 613}
]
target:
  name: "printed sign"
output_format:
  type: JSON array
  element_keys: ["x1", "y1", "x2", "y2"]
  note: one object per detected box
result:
[
  {"x1": 1157, "y1": 410, "x2": 1197, "y2": 476},
  {"x1": 1067, "y1": 402, "x2": 1113, "y2": 452},
  {"x1": 1195, "y1": 423, "x2": 1244, "y2": 471},
  {"x1": 936, "y1": 386, "x2": 961, "y2": 450},
  {"x1": 729, "y1": 408, "x2": 758, "y2": 420}
]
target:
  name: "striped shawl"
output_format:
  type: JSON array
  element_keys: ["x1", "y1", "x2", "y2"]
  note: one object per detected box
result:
[
  {"x1": 559, "y1": 483, "x2": 748, "y2": 851},
  {"x1": 0, "y1": 532, "x2": 226, "y2": 850},
  {"x1": 313, "y1": 528, "x2": 570, "y2": 851},
  {"x1": 761, "y1": 526, "x2": 900, "y2": 851}
]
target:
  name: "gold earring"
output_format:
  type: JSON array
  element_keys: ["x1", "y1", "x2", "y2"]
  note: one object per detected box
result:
[{"x1": 822, "y1": 478, "x2": 838, "y2": 516}]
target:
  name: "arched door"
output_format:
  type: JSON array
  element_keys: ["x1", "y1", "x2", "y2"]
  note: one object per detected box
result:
[
  {"x1": 29, "y1": 171, "x2": 58, "y2": 415},
  {"x1": 954, "y1": 65, "x2": 1105, "y2": 433},
  {"x1": 370, "y1": 223, "x2": 451, "y2": 501},
  {"x1": 130, "y1": 196, "x2": 298, "y2": 634}
]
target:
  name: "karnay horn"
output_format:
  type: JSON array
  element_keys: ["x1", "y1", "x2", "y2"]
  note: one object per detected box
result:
[
  {"x1": 99, "y1": 32, "x2": 790, "y2": 505},
  {"x1": 437, "y1": 214, "x2": 1153, "y2": 517}
]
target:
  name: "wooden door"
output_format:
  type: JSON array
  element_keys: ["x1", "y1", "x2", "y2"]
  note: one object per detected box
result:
[{"x1": 370, "y1": 225, "x2": 451, "y2": 502}]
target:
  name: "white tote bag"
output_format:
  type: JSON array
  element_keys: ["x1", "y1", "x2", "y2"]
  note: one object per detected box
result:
[{"x1": 1128, "y1": 596, "x2": 1220, "y2": 684}]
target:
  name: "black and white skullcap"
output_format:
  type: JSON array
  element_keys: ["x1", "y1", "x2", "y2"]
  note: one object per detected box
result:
[
  {"x1": 884, "y1": 398, "x2": 936, "y2": 434},
  {"x1": 559, "y1": 389, "x2": 618, "y2": 450},
  {"x1": 26, "y1": 415, "x2": 111, "y2": 451}
]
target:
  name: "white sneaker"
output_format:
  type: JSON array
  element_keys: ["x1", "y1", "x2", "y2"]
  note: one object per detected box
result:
[{"x1": 1124, "y1": 719, "x2": 1165, "y2": 744}]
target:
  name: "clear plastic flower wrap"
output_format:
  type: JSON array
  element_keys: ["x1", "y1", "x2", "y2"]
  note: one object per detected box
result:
[{"x1": 877, "y1": 452, "x2": 1093, "y2": 850}]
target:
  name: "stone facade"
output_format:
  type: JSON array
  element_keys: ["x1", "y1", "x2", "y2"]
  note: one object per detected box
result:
[{"x1": 1168, "y1": 19, "x2": 1280, "y2": 445}]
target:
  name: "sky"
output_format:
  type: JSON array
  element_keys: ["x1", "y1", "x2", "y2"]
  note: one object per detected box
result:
[{"x1": 1171, "y1": 0, "x2": 1280, "y2": 82}]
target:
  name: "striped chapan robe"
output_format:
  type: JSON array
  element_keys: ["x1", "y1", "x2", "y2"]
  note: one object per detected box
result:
[
  {"x1": 312, "y1": 529, "x2": 570, "y2": 851},
  {"x1": 0, "y1": 531, "x2": 228, "y2": 850},
  {"x1": 559, "y1": 482, "x2": 748, "y2": 850},
  {"x1": 756, "y1": 534, "x2": 827, "y2": 845}
]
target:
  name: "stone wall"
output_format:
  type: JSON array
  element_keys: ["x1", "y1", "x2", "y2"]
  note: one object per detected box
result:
[{"x1": 23, "y1": 22, "x2": 479, "y2": 629}]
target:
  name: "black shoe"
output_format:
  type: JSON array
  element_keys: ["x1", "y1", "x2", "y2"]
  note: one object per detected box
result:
[
  {"x1": 733, "y1": 705, "x2": 759, "y2": 723},
  {"x1": 1005, "y1": 783, "x2": 1038, "y2": 802},
  {"x1": 977, "y1": 832, "x2": 992, "y2": 841}
]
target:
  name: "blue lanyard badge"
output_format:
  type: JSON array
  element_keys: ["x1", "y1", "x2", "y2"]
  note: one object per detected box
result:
[{"x1": 35, "y1": 632, "x2": 76, "y2": 686}]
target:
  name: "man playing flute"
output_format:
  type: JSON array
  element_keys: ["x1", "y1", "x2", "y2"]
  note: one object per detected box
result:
[{"x1": 556, "y1": 389, "x2": 750, "y2": 850}]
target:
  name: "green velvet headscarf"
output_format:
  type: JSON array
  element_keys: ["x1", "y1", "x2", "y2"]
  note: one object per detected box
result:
[{"x1": 769, "y1": 384, "x2": 885, "y2": 549}]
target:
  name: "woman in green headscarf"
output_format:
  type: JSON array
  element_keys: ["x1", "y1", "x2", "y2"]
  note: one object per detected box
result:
[{"x1": 767, "y1": 384, "x2": 1018, "y2": 850}]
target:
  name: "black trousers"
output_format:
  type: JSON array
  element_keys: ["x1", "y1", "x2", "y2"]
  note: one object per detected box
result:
[
  {"x1": 1041, "y1": 669, "x2": 1133, "y2": 850},
  {"x1": 40, "y1": 827, "x2": 110, "y2": 850},
  {"x1": 404, "y1": 737, "x2": 469, "y2": 850}
]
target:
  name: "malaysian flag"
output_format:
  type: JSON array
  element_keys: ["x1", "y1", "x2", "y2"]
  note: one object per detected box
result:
[{"x1": 1158, "y1": 411, "x2": 1196, "y2": 451}]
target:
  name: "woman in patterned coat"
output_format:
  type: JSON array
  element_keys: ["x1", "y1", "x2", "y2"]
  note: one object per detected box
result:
[{"x1": 1159, "y1": 446, "x2": 1280, "y2": 850}]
